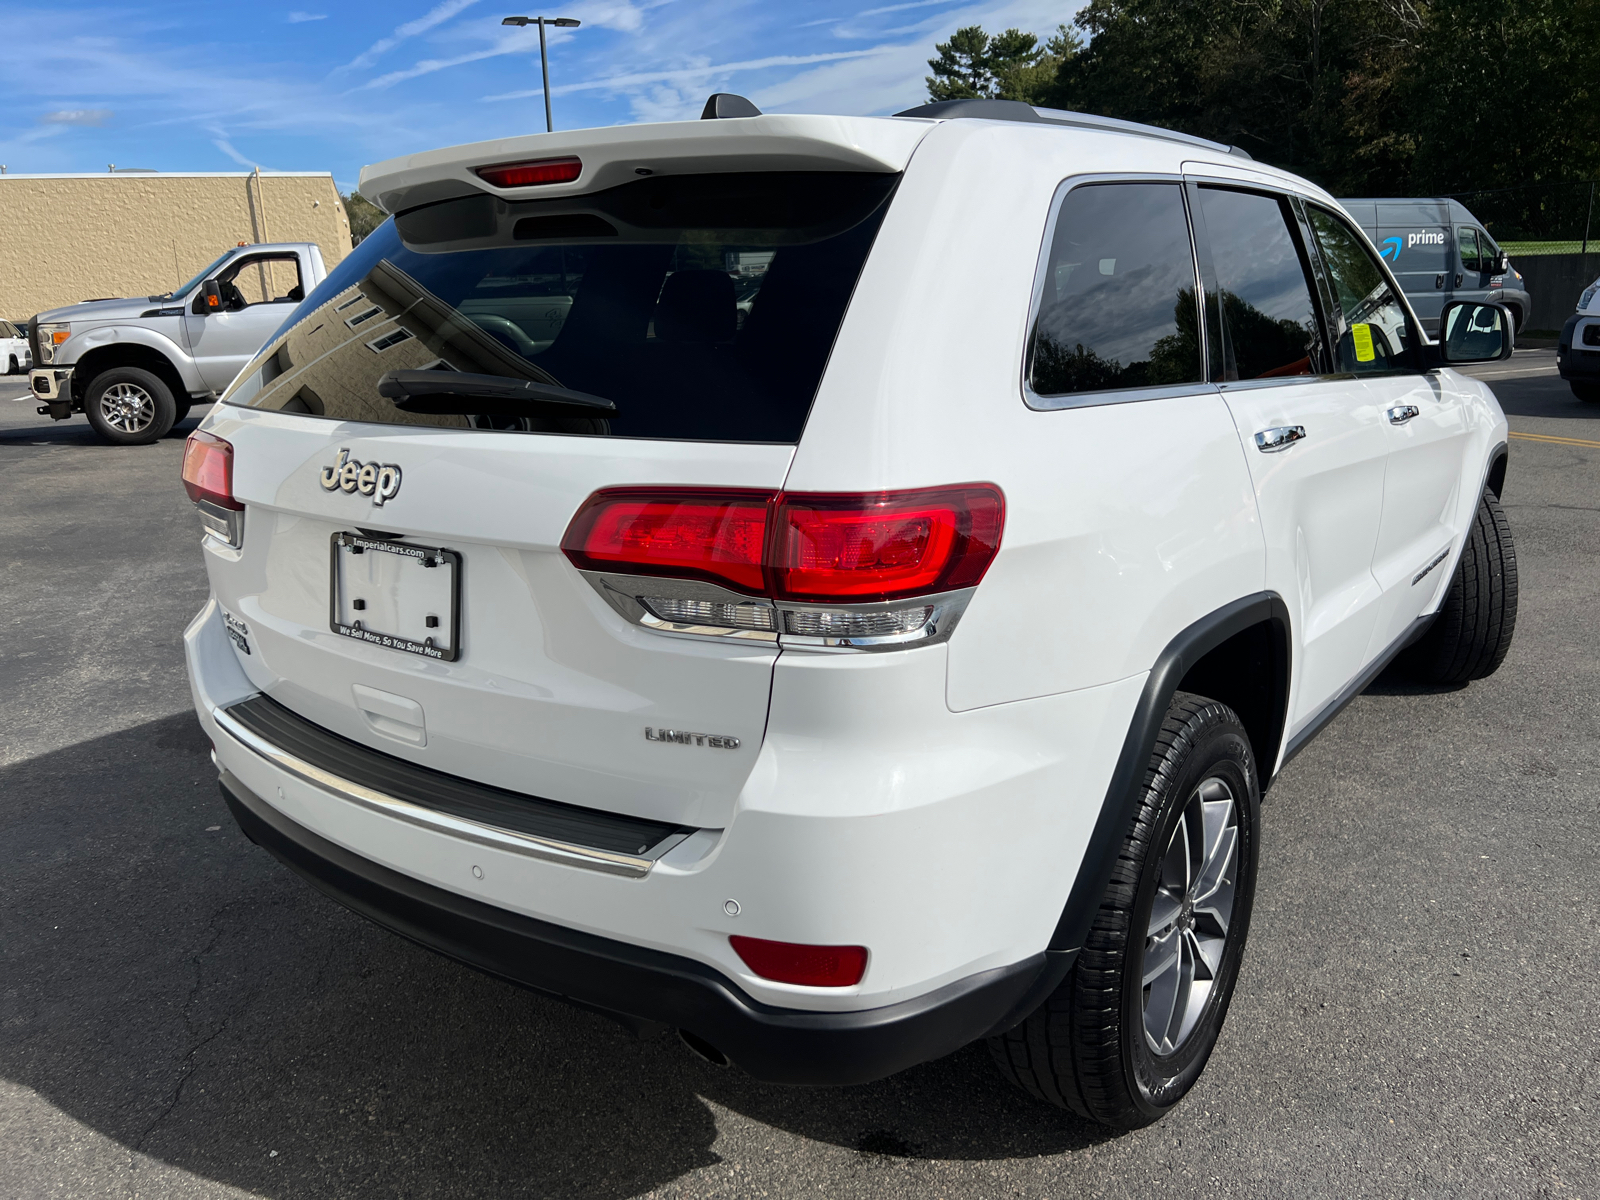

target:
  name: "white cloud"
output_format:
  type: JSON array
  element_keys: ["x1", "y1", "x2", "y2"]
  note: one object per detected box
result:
[
  {"x1": 41, "y1": 109, "x2": 113, "y2": 126},
  {"x1": 287, "y1": 11, "x2": 328, "y2": 22},
  {"x1": 211, "y1": 137, "x2": 279, "y2": 171},
  {"x1": 343, "y1": 0, "x2": 482, "y2": 71},
  {"x1": 485, "y1": 49, "x2": 890, "y2": 102}
]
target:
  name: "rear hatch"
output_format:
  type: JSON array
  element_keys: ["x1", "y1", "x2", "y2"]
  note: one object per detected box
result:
[{"x1": 201, "y1": 127, "x2": 910, "y2": 832}]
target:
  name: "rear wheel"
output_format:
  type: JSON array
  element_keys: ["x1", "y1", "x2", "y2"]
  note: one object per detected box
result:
[
  {"x1": 989, "y1": 693, "x2": 1260, "y2": 1128},
  {"x1": 6, "y1": 354, "x2": 16, "y2": 375},
  {"x1": 1401, "y1": 491, "x2": 1518, "y2": 683},
  {"x1": 1572, "y1": 382, "x2": 1600, "y2": 403},
  {"x1": 83, "y1": 367, "x2": 177, "y2": 445}
]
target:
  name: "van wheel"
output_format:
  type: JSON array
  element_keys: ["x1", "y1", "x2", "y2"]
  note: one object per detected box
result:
[
  {"x1": 1401, "y1": 491, "x2": 1518, "y2": 683},
  {"x1": 988, "y1": 693, "x2": 1259, "y2": 1129},
  {"x1": 1573, "y1": 383, "x2": 1600, "y2": 403},
  {"x1": 83, "y1": 367, "x2": 177, "y2": 445}
]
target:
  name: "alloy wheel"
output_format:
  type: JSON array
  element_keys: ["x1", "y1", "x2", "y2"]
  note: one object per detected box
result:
[
  {"x1": 1142, "y1": 775, "x2": 1239, "y2": 1056},
  {"x1": 100, "y1": 382, "x2": 157, "y2": 434}
]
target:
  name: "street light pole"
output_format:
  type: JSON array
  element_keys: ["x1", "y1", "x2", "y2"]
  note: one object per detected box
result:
[{"x1": 502, "y1": 15, "x2": 582, "y2": 133}]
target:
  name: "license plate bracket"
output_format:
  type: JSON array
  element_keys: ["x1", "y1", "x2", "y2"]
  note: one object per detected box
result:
[{"x1": 329, "y1": 533, "x2": 461, "y2": 661}]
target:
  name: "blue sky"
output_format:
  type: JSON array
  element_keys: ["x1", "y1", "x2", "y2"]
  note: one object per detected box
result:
[{"x1": 0, "y1": 1, "x2": 1081, "y2": 192}]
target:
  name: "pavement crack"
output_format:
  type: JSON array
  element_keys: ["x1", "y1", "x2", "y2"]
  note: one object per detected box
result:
[{"x1": 130, "y1": 898, "x2": 256, "y2": 1160}]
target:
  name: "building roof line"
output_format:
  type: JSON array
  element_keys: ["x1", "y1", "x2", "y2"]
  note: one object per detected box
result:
[{"x1": 0, "y1": 171, "x2": 335, "y2": 180}]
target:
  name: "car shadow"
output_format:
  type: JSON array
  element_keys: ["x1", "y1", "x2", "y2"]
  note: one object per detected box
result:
[{"x1": 0, "y1": 714, "x2": 1106, "y2": 1199}]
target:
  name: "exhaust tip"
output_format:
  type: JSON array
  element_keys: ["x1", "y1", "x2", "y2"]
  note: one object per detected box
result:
[{"x1": 679, "y1": 1029, "x2": 730, "y2": 1068}]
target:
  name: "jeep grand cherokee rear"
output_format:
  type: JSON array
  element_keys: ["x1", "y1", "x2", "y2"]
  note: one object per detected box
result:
[{"x1": 186, "y1": 102, "x2": 1515, "y2": 1128}]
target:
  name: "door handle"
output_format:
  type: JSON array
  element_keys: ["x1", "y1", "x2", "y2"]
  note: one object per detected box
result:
[
  {"x1": 1254, "y1": 426, "x2": 1306, "y2": 453},
  {"x1": 1387, "y1": 404, "x2": 1421, "y2": 425}
]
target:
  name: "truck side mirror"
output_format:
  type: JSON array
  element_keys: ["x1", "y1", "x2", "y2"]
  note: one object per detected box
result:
[
  {"x1": 195, "y1": 279, "x2": 223, "y2": 315},
  {"x1": 1440, "y1": 300, "x2": 1513, "y2": 364}
]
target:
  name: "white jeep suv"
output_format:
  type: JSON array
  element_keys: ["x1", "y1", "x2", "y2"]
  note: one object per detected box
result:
[{"x1": 182, "y1": 96, "x2": 1518, "y2": 1128}]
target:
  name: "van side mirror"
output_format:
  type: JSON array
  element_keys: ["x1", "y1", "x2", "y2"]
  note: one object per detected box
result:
[
  {"x1": 1439, "y1": 300, "x2": 1513, "y2": 364},
  {"x1": 1491, "y1": 251, "x2": 1509, "y2": 275}
]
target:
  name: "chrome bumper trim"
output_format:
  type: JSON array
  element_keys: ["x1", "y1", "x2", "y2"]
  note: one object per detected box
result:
[{"x1": 211, "y1": 704, "x2": 661, "y2": 878}]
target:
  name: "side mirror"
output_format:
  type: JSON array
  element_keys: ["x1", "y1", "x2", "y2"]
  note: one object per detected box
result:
[
  {"x1": 1492, "y1": 252, "x2": 1509, "y2": 275},
  {"x1": 196, "y1": 279, "x2": 223, "y2": 315},
  {"x1": 1440, "y1": 300, "x2": 1513, "y2": 364}
]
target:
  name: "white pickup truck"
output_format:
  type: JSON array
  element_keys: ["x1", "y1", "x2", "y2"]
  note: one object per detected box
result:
[{"x1": 26, "y1": 242, "x2": 328, "y2": 444}]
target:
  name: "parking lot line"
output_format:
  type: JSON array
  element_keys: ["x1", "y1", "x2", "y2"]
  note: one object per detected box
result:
[{"x1": 1509, "y1": 430, "x2": 1600, "y2": 448}]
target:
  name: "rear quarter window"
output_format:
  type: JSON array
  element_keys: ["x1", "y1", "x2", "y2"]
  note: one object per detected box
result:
[{"x1": 225, "y1": 172, "x2": 899, "y2": 444}]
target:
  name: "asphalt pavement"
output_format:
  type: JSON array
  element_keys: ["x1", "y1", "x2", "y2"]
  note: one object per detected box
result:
[{"x1": 2, "y1": 351, "x2": 1597, "y2": 1198}]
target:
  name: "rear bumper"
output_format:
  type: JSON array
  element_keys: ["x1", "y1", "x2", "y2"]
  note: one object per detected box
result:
[{"x1": 221, "y1": 769, "x2": 1061, "y2": 1084}]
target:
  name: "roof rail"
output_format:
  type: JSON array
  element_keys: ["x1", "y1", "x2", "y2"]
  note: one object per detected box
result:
[{"x1": 893, "y1": 99, "x2": 1253, "y2": 161}]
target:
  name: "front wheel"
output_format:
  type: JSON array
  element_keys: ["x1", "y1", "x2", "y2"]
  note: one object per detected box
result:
[
  {"x1": 1401, "y1": 491, "x2": 1518, "y2": 683},
  {"x1": 5, "y1": 355, "x2": 16, "y2": 375},
  {"x1": 83, "y1": 367, "x2": 177, "y2": 445},
  {"x1": 1572, "y1": 382, "x2": 1600, "y2": 403},
  {"x1": 989, "y1": 693, "x2": 1260, "y2": 1128}
]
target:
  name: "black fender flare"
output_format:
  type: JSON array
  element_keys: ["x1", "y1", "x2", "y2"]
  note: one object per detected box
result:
[{"x1": 982, "y1": 592, "x2": 1292, "y2": 1036}]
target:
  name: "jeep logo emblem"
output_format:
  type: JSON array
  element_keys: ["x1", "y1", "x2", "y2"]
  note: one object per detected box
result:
[{"x1": 320, "y1": 448, "x2": 402, "y2": 506}]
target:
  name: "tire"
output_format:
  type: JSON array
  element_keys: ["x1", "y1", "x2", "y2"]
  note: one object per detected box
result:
[
  {"x1": 83, "y1": 367, "x2": 177, "y2": 445},
  {"x1": 173, "y1": 401, "x2": 193, "y2": 425},
  {"x1": 1572, "y1": 382, "x2": 1600, "y2": 403},
  {"x1": 6, "y1": 355, "x2": 16, "y2": 375},
  {"x1": 1401, "y1": 491, "x2": 1518, "y2": 683},
  {"x1": 989, "y1": 693, "x2": 1260, "y2": 1129}
]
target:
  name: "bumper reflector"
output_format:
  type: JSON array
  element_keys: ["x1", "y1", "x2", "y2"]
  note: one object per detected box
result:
[{"x1": 730, "y1": 936, "x2": 868, "y2": 987}]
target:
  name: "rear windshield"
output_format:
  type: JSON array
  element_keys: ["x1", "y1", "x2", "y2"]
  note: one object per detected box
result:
[{"x1": 224, "y1": 171, "x2": 899, "y2": 443}]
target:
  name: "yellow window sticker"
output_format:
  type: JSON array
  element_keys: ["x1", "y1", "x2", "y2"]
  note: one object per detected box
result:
[{"x1": 1351, "y1": 323, "x2": 1376, "y2": 362}]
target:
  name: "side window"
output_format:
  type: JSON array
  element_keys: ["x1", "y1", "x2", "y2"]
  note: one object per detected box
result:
[
  {"x1": 1027, "y1": 181, "x2": 1203, "y2": 399},
  {"x1": 1458, "y1": 227, "x2": 1482, "y2": 273},
  {"x1": 218, "y1": 255, "x2": 305, "y2": 310},
  {"x1": 1194, "y1": 187, "x2": 1326, "y2": 380},
  {"x1": 1306, "y1": 207, "x2": 1414, "y2": 374}
]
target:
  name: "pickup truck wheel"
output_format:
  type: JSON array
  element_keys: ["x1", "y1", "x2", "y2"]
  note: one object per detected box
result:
[
  {"x1": 988, "y1": 693, "x2": 1259, "y2": 1128},
  {"x1": 174, "y1": 402, "x2": 193, "y2": 424},
  {"x1": 83, "y1": 367, "x2": 177, "y2": 445},
  {"x1": 5, "y1": 355, "x2": 16, "y2": 375},
  {"x1": 1401, "y1": 491, "x2": 1518, "y2": 683}
]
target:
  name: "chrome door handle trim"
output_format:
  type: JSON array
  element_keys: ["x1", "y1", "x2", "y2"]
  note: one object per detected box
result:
[
  {"x1": 1387, "y1": 405, "x2": 1421, "y2": 425},
  {"x1": 1254, "y1": 425, "x2": 1306, "y2": 453}
]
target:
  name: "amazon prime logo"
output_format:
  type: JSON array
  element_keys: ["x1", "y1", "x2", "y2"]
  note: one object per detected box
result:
[{"x1": 320, "y1": 448, "x2": 402, "y2": 506}]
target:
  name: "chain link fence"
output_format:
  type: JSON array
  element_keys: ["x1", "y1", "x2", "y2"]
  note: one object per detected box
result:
[{"x1": 1447, "y1": 181, "x2": 1597, "y2": 257}]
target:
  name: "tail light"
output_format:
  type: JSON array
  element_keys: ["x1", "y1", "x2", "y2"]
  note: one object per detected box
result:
[
  {"x1": 730, "y1": 936, "x2": 868, "y2": 987},
  {"x1": 474, "y1": 156, "x2": 582, "y2": 188},
  {"x1": 771, "y1": 486, "x2": 1004, "y2": 602},
  {"x1": 561, "y1": 484, "x2": 1003, "y2": 647},
  {"x1": 182, "y1": 431, "x2": 245, "y2": 546},
  {"x1": 562, "y1": 488, "x2": 769, "y2": 593}
]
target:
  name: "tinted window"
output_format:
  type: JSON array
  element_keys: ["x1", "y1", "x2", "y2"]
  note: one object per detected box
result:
[
  {"x1": 1196, "y1": 188, "x2": 1325, "y2": 380},
  {"x1": 1307, "y1": 207, "x2": 1414, "y2": 374},
  {"x1": 1027, "y1": 182, "x2": 1202, "y2": 397},
  {"x1": 226, "y1": 172, "x2": 898, "y2": 443}
]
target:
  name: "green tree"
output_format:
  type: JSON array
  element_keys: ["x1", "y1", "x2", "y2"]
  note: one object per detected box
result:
[
  {"x1": 342, "y1": 191, "x2": 387, "y2": 244},
  {"x1": 926, "y1": 25, "x2": 1078, "y2": 105}
]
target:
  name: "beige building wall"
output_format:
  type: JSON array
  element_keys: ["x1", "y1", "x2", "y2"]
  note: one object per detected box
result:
[{"x1": 0, "y1": 172, "x2": 353, "y2": 319}]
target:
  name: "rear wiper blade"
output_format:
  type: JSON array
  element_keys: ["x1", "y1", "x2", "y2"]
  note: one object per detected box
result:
[{"x1": 377, "y1": 370, "x2": 616, "y2": 417}]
